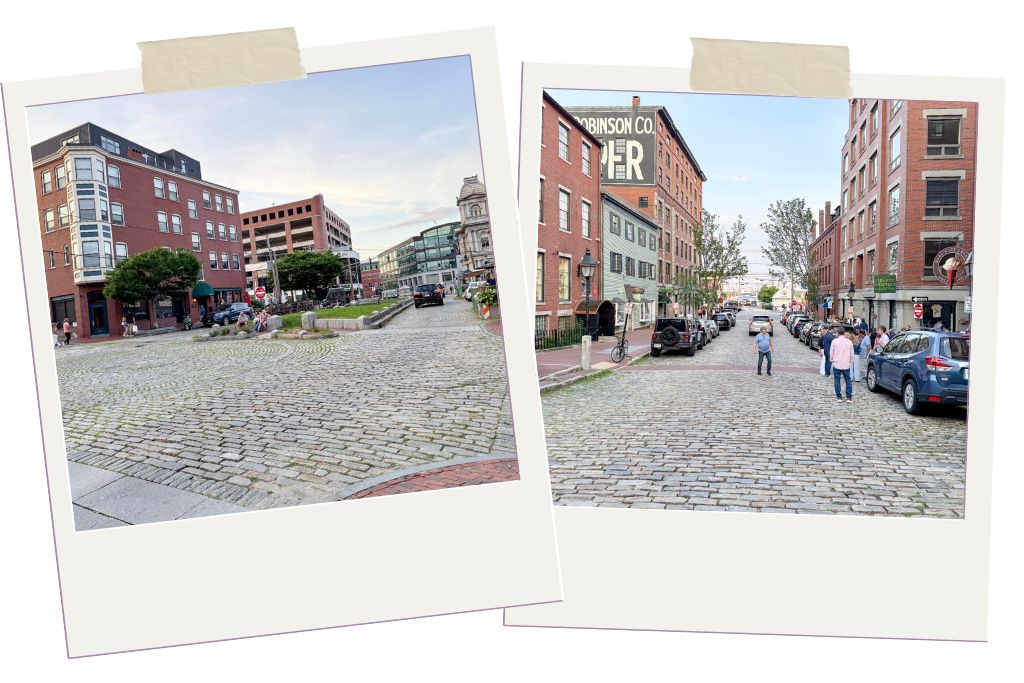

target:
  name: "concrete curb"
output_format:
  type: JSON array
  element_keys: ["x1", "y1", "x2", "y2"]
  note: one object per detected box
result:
[
  {"x1": 364, "y1": 297, "x2": 415, "y2": 329},
  {"x1": 336, "y1": 453, "x2": 519, "y2": 500}
]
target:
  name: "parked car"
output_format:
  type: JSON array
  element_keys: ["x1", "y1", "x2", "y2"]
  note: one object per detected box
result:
[
  {"x1": 204, "y1": 302, "x2": 254, "y2": 327},
  {"x1": 463, "y1": 281, "x2": 486, "y2": 301},
  {"x1": 866, "y1": 331, "x2": 970, "y2": 414},
  {"x1": 725, "y1": 310, "x2": 737, "y2": 326},
  {"x1": 801, "y1": 321, "x2": 826, "y2": 346},
  {"x1": 810, "y1": 322, "x2": 857, "y2": 349},
  {"x1": 650, "y1": 317, "x2": 702, "y2": 357},
  {"x1": 786, "y1": 314, "x2": 808, "y2": 335},
  {"x1": 748, "y1": 313, "x2": 773, "y2": 336},
  {"x1": 413, "y1": 283, "x2": 445, "y2": 308},
  {"x1": 712, "y1": 312, "x2": 732, "y2": 330},
  {"x1": 700, "y1": 319, "x2": 719, "y2": 339}
]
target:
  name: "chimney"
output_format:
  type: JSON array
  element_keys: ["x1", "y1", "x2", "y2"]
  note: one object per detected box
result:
[
  {"x1": 632, "y1": 96, "x2": 640, "y2": 107},
  {"x1": 818, "y1": 210, "x2": 824, "y2": 236},
  {"x1": 825, "y1": 201, "x2": 832, "y2": 225}
]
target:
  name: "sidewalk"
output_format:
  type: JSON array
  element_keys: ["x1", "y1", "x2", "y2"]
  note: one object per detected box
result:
[{"x1": 536, "y1": 328, "x2": 652, "y2": 391}]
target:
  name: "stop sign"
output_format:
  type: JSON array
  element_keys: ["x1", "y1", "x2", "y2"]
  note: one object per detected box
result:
[
  {"x1": 255, "y1": 286, "x2": 266, "y2": 300},
  {"x1": 913, "y1": 303, "x2": 923, "y2": 319}
]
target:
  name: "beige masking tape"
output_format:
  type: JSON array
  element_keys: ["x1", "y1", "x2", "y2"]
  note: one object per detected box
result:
[
  {"x1": 139, "y1": 28, "x2": 305, "y2": 94},
  {"x1": 690, "y1": 38, "x2": 851, "y2": 99}
]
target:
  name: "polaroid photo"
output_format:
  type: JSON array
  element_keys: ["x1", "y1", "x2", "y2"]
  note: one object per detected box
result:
[
  {"x1": 4, "y1": 28, "x2": 560, "y2": 656},
  {"x1": 506, "y1": 59, "x2": 1003, "y2": 639}
]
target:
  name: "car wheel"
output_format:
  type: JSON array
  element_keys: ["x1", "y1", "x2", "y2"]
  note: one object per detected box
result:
[
  {"x1": 650, "y1": 348, "x2": 661, "y2": 357},
  {"x1": 414, "y1": 303, "x2": 421, "y2": 308},
  {"x1": 902, "y1": 379, "x2": 921, "y2": 415},
  {"x1": 684, "y1": 346, "x2": 697, "y2": 357},
  {"x1": 866, "y1": 366, "x2": 880, "y2": 392}
]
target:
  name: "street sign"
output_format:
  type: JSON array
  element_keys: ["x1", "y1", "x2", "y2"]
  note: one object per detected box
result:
[
  {"x1": 255, "y1": 286, "x2": 266, "y2": 300},
  {"x1": 911, "y1": 296, "x2": 929, "y2": 303},
  {"x1": 624, "y1": 302, "x2": 633, "y2": 315},
  {"x1": 873, "y1": 274, "x2": 897, "y2": 293},
  {"x1": 913, "y1": 303, "x2": 923, "y2": 319},
  {"x1": 965, "y1": 296, "x2": 972, "y2": 313}
]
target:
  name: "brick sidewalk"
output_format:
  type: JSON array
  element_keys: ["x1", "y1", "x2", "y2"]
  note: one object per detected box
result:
[
  {"x1": 346, "y1": 458, "x2": 519, "y2": 499},
  {"x1": 536, "y1": 328, "x2": 652, "y2": 382}
]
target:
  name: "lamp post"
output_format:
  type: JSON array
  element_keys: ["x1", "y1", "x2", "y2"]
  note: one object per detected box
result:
[
  {"x1": 847, "y1": 281, "x2": 855, "y2": 320},
  {"x1": 578, "y1": 248, "x2": 598, "y2": 340}
]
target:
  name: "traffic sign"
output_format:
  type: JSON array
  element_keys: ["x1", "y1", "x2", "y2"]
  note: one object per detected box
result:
[
  {"x1": 911, "y1": 296, "x2": 929, "y2": 303},
  {"x1": 255, "y1": 286, "x2": 266, "y2": 300},
  {"x1": 913, "y1": 303, "x2": 923, "y2": 319},
  {"x1": 624, "y1": 302, "x2": 633, "y2": 315}
]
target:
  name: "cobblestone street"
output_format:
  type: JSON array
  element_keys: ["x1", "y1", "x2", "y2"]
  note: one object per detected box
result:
[
  {"x1": 59, "y1": 297, "x2": 517, "y2": 529},
  {"x1": 542, "y1": 309, "x2": 968, "y2": 517}
]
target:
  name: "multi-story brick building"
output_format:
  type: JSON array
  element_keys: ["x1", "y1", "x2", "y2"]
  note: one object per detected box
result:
[
  {"x1": 601, "y1": 191, "x2": 660, "y2": 330},
  {"x1": 836, "y1": 99, "x2": 977, "y2": 331},
  {"x1": 565, "y1": 96, "x2": 706, "y2": 288},
  {"x1": 360, "y1": 259, "x2": 381, "y2": 297},
  {"x1": 31, "y1": 122, "x2": 245, "y2": 340},
  {"x1": 241, "y1": 194, "x2": 358, "y2": 300},
  {"x1": 536, "y1": 92, "x2": 606, "y2": 335},
  {"x1": 809, "y1": 200, "x2": 841, "y2": 320},
  {"x1": 454, "y1": 175, "x2": 494, "y2": 281}
]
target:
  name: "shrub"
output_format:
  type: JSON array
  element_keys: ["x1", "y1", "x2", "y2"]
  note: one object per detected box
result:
[{"x1": 475, "y1": 286, "x2": 498, "y2": 306}]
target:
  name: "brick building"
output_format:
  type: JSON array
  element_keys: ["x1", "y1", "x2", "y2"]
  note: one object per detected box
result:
[
  {"x1": 360, "y1": 258, "x2": 381, "y2": 297},
  {"x1": 809, "y1": 200, "x2": 841, "y2": 320},
  {"x1": 536, "y1": 92, "x2": 605, "y2": 335},
  {"x1": 31, "y1": 122, "x2": 244, "y2": 340},
  {"x1": 565, "y1": 96, "x2": 706, "y2": 287},
  {"x1": 241, "y1": 194, "x2": 358, "y2": 300},
  {"x1": 835, "y1": 99, "x2": 977, "y2": 331}
]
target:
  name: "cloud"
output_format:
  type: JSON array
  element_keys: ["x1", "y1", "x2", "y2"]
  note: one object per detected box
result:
[{"x1": 731, "y1": 175, "x2": 748, "y2": 182}]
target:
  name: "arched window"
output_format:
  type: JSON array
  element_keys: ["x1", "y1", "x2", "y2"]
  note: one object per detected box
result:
[{"x1": 469, "y1": 204, "x2": 482, "y2": 217}]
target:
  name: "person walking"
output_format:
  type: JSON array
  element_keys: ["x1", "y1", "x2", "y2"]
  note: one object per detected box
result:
[
  {"x1": 753, "y1": 325, "x2": 774, "y2": 376},
  {"x1": 52, "y1": 322, "x2": 60, "y2": 348},
  {"x1": 830, "y1": 328, "x2": 855, "y2": 402},
  {"x1": 857, "y1": 329, "x2": 870, "y2": 379},
  {"x1": 874, "y1": 326, "x2": 890, "y2": 352},
  {"x1": 821, "y1": 325, "x2": 836, "y2": 377},
  {"x1": 62, "y1": 318, "x2": 72, "y2": 345}
]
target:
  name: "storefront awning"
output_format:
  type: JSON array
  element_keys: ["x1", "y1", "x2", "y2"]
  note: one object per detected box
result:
[
  {"x1": 192, "y1": 282, "x2": 214, "y2": 297},
  {"x1": 574, "y1": 299, "x2": 613, "y2": 315}
]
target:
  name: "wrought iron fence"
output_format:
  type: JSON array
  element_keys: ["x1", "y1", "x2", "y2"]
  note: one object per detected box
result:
[{"x1": 534, "y1": 321, "x2": 588, "y2": 350}]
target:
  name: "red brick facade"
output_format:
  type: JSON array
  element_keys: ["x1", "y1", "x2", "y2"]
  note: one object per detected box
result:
[
  {"x1": 536, "y1": 93, "x2": 603, "y2": 333},
  {"x1": 809, "y1": 200, "x2": 841, "y2": 319},
  {"x1": 33, "y1": 128, "x2": 244, "y2": 340}
]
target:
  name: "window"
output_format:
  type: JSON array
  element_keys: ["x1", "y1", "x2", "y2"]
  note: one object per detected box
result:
[
  {"x1": 206, "y1": 220, "x2": 215, "y2": 239},
  {"x1": 925, "y1": 178, "x2": 960, "y2": 217},
  {"x1": 226, "y1": 197, "x2": 235, "y2": 214},
  {"x1": 888, "y1": 185, "x2": 900, "y2": 226},
  {"x1": 41, "y1": 170, "x2": 52, "y2": 193},
  {"x1": 218, "y1": 223, "x2": 226, "y2": 240},
  {"x1": 609, "y1": 252, "x2": 623, "y2": 273},
  {"x1": 157, "y1": 211, "x2": 168, "y2": 232},
  {"x1": 614, "y1": 139, "x2": 626, "y2": 179},
  {"x1": 558, "y1": 189, "x2": 570, "y2": 231},
  {"x1": 209, "y1": 251, "x2": 218, "y2": 269},
  {"x1": 650, "y1": 234, "x2": 657, "y2": 252},
  {"x1": 923, "y1": 239, "x2": 960, "y2": 277},
  {"x1": 115, "y1": 242, "x2": 128, "y2": 263},
  {"x1": 229, "y1": 225, "x2": 237, "y2": 241},
  {"x1": 638, "y1": 229, "x2": 647, "y2": 248},
  {"x1": 869, "y1": 201, "x2": 877, "y2": 231},
  {"x1": 858, "y1": 167, "x2": 865, "y2": 197},
  {"x1": 927, "y1": 118, "x2": 961, "y2": 156},
  {"x1": 609, "y1": 213, "x2": 621, "y2": 235},
  {"x1": 43, "y1": 208, "x2": 55, "y2": 232},
  {"x1": 188, "y1": 199, "x2": 197, "y2": 219},
  {"x1": 47, "y1": 249, "x2": 55, "y2": 269},
  {"x1": 841, "y1": 224, "x2": 847, "y2": 248},
  {"x1": 870, "y1": 153, "x2": 878, "y2": 184},
  {"x1": 888, "y1": 128, "x2": 901, "y2": 172},
  {"x1": 558, "y1": 122, "x2": 569, "y2": 161},
  {"x1": 858, "y1": 211, "x2": 865, "y2": 239},
  {"x1": 63, "y1": 245, "x2": 70, "y2": 265},
  {"x1": 99, "y1": 199, "x2": 109, "y2": 222},
  {"x1": 58, "y1": 204, "x2": 70, "y2": 228},
  {"x1": 171, "y1": 214, "x2": 182, "y2": 233},
  {"x1": 581, "y1": 201, "x2": 591, "y2": 238},
  {"x1": 107, "y1": 165, "x2": 120, "y2": 188},
  {"x1": 191, "y1": 233, "x2": 201, "y2": 251},
  {"x1": 860, "y1": 122, "x2": 867, "y2": 148},
  {"x1": 221, "y1": 252, "x2": 229, "y2": 270},
  {"x1": 74, "y1": 158, "x2": 93, "y2": 181},
  {"x1": 843, "y1": 152, "x2": 849, "y2": 175},
  {"x1": 232, "y1": 254, "x2": 240, "y2": 270},
  {"x1": 536, "y1": 253, "x2": 544, "y2": 302},
  {"x1": 202, "y1": 191, "x2": 212, "y2": 209},
  {"x1": 538, "y1": 179, "x2": 544, "y2": 223},
  {"x1": 639, "y1": 261, "x2": 647, "y2": 278},
  {"x1": 625, "y1": 222, "x2": 635, "y2": 241},
  {"x1": 53, "y1": 166, "x2": 67, "y2": 190},
  {"x1": 638, "y1": 196, "x2": 648, "y2": 208},
  {"x1": 870, "y1": 103, "x2": 879, "y2": 133},
  {"x1": 78, "y1": 198, "x2": 96, "y2": 220},
  {"x1": 100, "y1": 135, "x2": 120, "y2": 154},
  {"x1": 81, "y1": 240, "x2": 100, "y2": 268},
  {"x1": 168, "y1": 181, "x2": 178, "y2": 201},
  {"x1": 840, "y1": 261, "x2": 846, "y2": 284},
  {"x1": 625, "y1": 256, "x2": 635, "y2": 276},
  {"x1": 154, "y1": 177, "x2": 165, "y2": 198},
  {"x1": 215, "y1": 195, "x2": 223, "y2": 212},
  {"x1": 582, "y1": 142, "x2": 591, "y2": 175},
  {"x1": 891, "y1": 99, "x2": 902, "y2": 116},
  {"x1": 888, "y1": 242, "x2": 898, "y2": 273},
  {"x1": 868, "y1": 250, "x2": 876, "y2": 275},
  {"x1": 558, "y1": 256, "x2": 571, "y2": 301},
  {"x1": 842, "y1": 189, "x2": 849, "y2": 212}
]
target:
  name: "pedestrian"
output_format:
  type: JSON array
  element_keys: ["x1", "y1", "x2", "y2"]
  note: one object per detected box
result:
[
  {"x1": 52, "y1": 322, "x2": 60, "y2": 348},
  {"x1": 820, "y1": 325, "x2": 836, "y2": 377},
  {"x1": 849, "y1": 331, "x2": 862, "y2": 382},
  {"x1": 830, "y1": 327, "x2": 855, "y2": 403},
  {"x1": 62, "y1": 317, "x2": 72, "y2": 345},
  {"x1": 237, "y1": 310, "x2": 249, "y2": 331},
  {"x1": 126, "y1": 311, "x2": 136, "y2": 337},
  {"x1": 857, "y1": 329, "x2": 870, "y2": 380},
  {"x1": 859, "y1": 318, "x2": 869, "y2": 332},
  {"x1": 753, "y1": 325, "x2": 774, "y2": 376}
]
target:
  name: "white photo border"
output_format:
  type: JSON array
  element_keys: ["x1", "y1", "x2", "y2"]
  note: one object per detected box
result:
[
  {"x1": 507, "y1": 62, "x2": 1003, "y2": 640},
  {"x1": 3, "y1": 29, "x2": 561, "y2": 657}
]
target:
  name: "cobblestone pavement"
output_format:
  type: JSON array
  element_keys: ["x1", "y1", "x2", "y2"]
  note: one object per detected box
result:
[
  {"x1": 57, "y1": 297, "x2": 517, "y2": 527},
  {"x1": 542, "y1": 310, "x2": 967, "y2": 517}
]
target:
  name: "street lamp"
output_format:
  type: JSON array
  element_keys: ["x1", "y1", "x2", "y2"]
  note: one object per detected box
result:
[
  {"x1": 578, "y1": 248, "x2": 598, "y2": 340},
  {"x1": 847, "y1": 281, "x2": 856, "y2": 319}
]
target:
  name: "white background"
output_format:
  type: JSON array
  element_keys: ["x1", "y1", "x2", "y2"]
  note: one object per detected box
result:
[{"x1": 1, "y1": 1, "x2": 1019, "y2": 680}]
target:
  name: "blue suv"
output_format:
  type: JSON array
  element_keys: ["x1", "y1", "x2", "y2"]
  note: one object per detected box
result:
[{"x1": 865, "y1": 330, "x2": 970, "y2": 414}]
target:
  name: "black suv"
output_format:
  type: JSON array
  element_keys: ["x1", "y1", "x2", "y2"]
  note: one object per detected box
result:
[
  {"x1": 651, "y1": 317, "x2": 701, "y2": 357},
  {"x1": 413, "y1": 283, "x2": 444, "y2": 308},
  {"x1": 712, "y1": 311, "x2": 732, "y2": 330},
  {"x1": 204, "y1": 302, "x2": 254, "y2": 327}
]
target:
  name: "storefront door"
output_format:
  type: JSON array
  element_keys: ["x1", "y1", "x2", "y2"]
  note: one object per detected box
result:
[{"x1": 87, "y1": 292, "x2": 109, "y2": 336}]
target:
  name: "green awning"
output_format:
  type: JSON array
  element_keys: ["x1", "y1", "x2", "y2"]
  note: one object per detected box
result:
[{"x1": 192, "y1": 282, "x2": 214, "y2": 297}]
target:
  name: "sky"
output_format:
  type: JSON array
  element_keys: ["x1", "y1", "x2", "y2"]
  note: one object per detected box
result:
[
  {"x1": 548, "y1": 89, "x2": 848, "y2": 277},
  {"x1": 25, "y1": 56, "x2": 483, "y2": 260}
]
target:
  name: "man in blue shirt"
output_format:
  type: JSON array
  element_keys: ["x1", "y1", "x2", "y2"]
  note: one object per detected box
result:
[
  {"x1": 821, "y1": 325, "x2": 835, "y2": 377},
  {"x1": 753, "y1": 326, "x2": 774, "y2": 376}
]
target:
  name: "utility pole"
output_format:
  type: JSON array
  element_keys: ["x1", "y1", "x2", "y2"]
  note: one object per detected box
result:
[{"x1": 265, "y1": 235, "x2": 281, "y2": 304}]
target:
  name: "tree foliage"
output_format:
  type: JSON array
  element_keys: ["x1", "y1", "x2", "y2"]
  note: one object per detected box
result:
[
  {"x1": 103, "y1": 248, "x2": 202, "y2": 313},
  {"x1": 276, "y1": 250, "x2": 345, "y2": 299},
  {"x1": 757, "y1": 285, "x2": 779, "y2": 305},
  {"x1": 760, "y1": 198, "x2": 816, "y2": 289},
  {"x1": 692, "y1": 210, "x2": 749, "y2": 297}
]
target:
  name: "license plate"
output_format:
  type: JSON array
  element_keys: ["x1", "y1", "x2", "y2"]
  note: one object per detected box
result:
[{"x1": 652, "y1": 343, "x2": 662, "y2": 349}]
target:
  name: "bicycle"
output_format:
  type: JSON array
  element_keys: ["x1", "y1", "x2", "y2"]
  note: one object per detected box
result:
[{"x1": 610, "y1": 334, "x2": 630, "y2": 363}]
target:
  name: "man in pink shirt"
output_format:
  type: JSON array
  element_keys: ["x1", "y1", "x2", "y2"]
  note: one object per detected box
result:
[{"x1": 829, "y1": 331, "x2": 855, "y2": 403}]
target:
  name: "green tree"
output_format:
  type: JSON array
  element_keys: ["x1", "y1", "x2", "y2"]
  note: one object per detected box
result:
[
  {"x1": 757, "y1": 284, "x2": 779, "y2": 305},
  {"x1": 760, "y1": 198, "x2": 816, "y2": 297},
  {"x1": 693, "y1": 210, "x2": 749, "y2": 298},
  {"x1": 103, "y1": 248, "x2": 202, "y2": 326},
  {"x1": 276, "y1": 250, "x2": 345, "y2": 299},
  {"x1": 804, "y1": 271, "x2": 822, "y2": 314}
]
